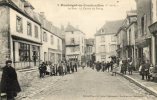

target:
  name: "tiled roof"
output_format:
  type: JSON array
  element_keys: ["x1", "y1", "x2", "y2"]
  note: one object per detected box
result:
[
  {"x1": 65, "y1": 24, "x2": 79, "y2": 32},
  {"x1": 0, "y1": 0, "x2": 41, "y2": 24},
  {"x1": 65, "y1": 24, "x2": 85, "y2": 35},
  {"x1": 95, "y1": 20, "x2": 124, "y2": 36}
]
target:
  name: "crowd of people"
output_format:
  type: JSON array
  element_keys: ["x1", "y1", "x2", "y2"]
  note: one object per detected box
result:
[
  {"x1": 86, "y1": 58, "x2": 135, "y2": 76},
  {"x1": 86, "y1": 60, "x2": 118, "y2": 76},
  {"x1": 38, "y1": 60, "x2": 79, "y2": 78},
  {"x1": 138, "y1": 60, "x2": 157, "y2": 81}
]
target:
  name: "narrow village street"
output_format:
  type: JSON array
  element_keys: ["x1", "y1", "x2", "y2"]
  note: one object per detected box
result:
[{"x1": 19, "y1": 68, "x2": 156, "y2": 100}]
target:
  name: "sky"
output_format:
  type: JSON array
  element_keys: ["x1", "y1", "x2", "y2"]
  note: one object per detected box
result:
[{"x1": 28, "y1": 0, "x2": 136, "y2": 38}]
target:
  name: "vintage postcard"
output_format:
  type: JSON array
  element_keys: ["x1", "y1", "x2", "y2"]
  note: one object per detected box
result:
[{"x1": 0, "y1": 0, "x2": 157, "y2": 100}]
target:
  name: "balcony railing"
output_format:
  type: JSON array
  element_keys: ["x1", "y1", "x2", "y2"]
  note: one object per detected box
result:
[{"x1": 65, "y1": 43, "x2": 79, "y2": 47}]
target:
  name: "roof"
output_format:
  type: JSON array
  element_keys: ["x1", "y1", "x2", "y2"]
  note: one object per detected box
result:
[
  {"x1": 95, "y1": 20, "x2": 124, "y2": 36},
  {"x1": 65, "y1": 24, "x2": 79, "y2": 32},
  {"x1": 24, "y1": 1, "x2": 34, "y2": 9},
  {"x1": 65, "y1": 24, "x2": 85, "y2": 34},
  {"x1": 0, "y1": 0, "x2": 41, "y2": 25},
  {"x1": 86, "y1": 39, "x2": 95, "y2": 46}
]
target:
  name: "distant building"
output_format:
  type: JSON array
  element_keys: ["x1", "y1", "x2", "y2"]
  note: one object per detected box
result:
[
  {"x1": 85, "y1": 38, "x2": 95, "y2": 62},
  {"x1": 95, "y1": 20, "x2": 123, "y2": 62},
  {"x1": 64, "y1": 24, "x2": 85, "y2": 63}
]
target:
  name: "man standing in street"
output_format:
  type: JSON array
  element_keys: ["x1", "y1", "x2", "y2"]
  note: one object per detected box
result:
[
  {"x1": 145, "y1": 60, "x2": 150, "y2": 80},
  {"x1": 1, "y1": 60, "x2": 21, "y2": 100}
]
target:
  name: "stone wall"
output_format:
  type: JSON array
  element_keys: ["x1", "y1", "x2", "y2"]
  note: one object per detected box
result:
[{"x1": 0, "y1": 6, "x2": 10, "y2": 68}]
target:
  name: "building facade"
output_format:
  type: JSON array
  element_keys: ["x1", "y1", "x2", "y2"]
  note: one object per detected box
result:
[
  {"x1": 0, "y1": 0, "x2": 63, "y2": 69},
  {"x1": 126, "y1": 11, "x2": 138, "y2": 67},
  {"x1": 116, "y1": 26, "x2": 127, "y2": 60},
  {"x1": 149, "y1": 0, "x2": 157, "y2": 66},
  {"x1": 135, "y1": 0, "x2": 152, "y2": 65},
  {"x1": 85, "y1": 38, "x2": 95, "y2": 62},
  {"x1": 40, "y1": 14, "x2": 63, "y2": 64},
  {"x1": 64, "y1": 25, "x2": 85, "y2": 64},
  {"x1": 116, "y1": 10, "x2": 138, "y2": 66},
  {"x1": 95, "y1": 20, "x2": 123, "y2": 62}
]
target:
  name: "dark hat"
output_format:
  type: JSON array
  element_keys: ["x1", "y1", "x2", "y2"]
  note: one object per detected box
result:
[{"x1": 6, "y1": 60, "x2": 12, "y2": 64}]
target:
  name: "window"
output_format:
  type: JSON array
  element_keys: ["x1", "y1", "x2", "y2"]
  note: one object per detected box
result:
[
  {"x1": 34, "y1": 25, "x2": 38, "y2": 38},
  {"x1": 111, "y1": 36, "x2": 116, "y2": 42},
  {"x1": 82, "y1": 46, "x2": 84, "y2": 53},
  {"x1": 19, "y1": 43, "x2": 30, "y2": 61},
  {"x1": 110, "y1": 44, "x2": 116, "y2": 52},
  {"x1": 57, "y1": 39, "x2": 60, "y2": 50},
  {"x1": 128, "y1": 29, "x2": 131, "y2": 45},
  {"x1": 16, "y1": 16, "x2": 23, "y2": 33},
  {"x1": 101, "y1": 36, "x2": 105, "y2": 42},
  {"x1": 71, "y1": 38, "x2": 75, "y2": 44},
  {"x1": 71, "y1": 47, "x2": 75, "y2": 52},
  {"x1": 101, "y1": 29, "x2": 104, "y2": 33},
  {"x1": 101, "y1": 45, "x2": 106, "y2": 53},
  {"x1": 51, "y1": 35, "x2": 54, "y2": 45},
  {"x1": 50, "y1": 53, "x2": 55, "y2": 63},
  {"x1": 76, "y1": 46, "x2": 80, "y2": 51},
  {"x1": 82, "y1": 38, "x2": 84, "y2": 44},
  {"x1": 141, "y1": 16, "x2": 144, "y2": 35},
  {"x1": 32, "y1": 45, "x2": 40, "y2": 62},
  {"x1": 27, "y1": 22, "x2": 32, "y2": 36},
  {"x1": 43, "y1": 32, "x2": 47, "y2": 42},
  {"x1": 141, "y1": 14, "x2": 146, "y2": 35}
]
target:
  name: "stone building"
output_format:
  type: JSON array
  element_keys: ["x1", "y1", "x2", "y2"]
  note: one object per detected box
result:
[
  {"x1": 64, "y1": 24, "x2": 85, "y2": 64},
  {"x1": 39, "y1": 13, "x2": 63, "y2": 64},
  {"x1": 116, "y1": 23, "x2": 127, "y2": 60},
  {"x1": 149, "y1": 0, "x2": 157, "y2": 66},
  {"x1": 95, "y1": 20, "x2": 123, "y2": 62},
  {"x1": 135, "y1": 0, "x2": 152, "y2": 64},
  {"x1": 0, "y1": 0, "x2": 63, "y2": 69},
  {"x1": 85, "y1": 38, "x2": 95, "y2": 62}
]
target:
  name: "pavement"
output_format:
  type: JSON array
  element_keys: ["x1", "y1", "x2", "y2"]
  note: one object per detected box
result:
[
  {"x1": 117, "y1": 71, "x2": 157, "y2": 97},
  {"x1": 15, "y1": 67, "x2": 156, "y2": 100}
]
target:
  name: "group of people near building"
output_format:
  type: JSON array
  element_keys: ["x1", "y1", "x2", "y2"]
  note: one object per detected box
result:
[
  {"x1": 86, "y1": 60, "x2": 119, "y2": 76},
  {"x1": 38, "y1": 60, "x2": 79, "y2": 78},
  {"x1": 118, "y1": 58, "x2": 134, "y2": 75},
  {"x1": 138, "y1": 60, "x2": 157, "y2": 81}
]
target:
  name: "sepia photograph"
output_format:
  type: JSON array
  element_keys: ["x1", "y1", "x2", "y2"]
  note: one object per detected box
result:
[{"x1": 0, "y1": 0, "x2": 157, "y2": 100}]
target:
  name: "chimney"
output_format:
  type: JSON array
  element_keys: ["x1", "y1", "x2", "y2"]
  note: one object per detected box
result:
[
  {"x1": 40, "y1": 12, "x2": 46, "y2": 19},
  {"x1": 24, "y1": 1, "x2": 34, "y2": 10}
]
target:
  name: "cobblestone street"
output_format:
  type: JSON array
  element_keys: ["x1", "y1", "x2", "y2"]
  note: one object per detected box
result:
[{"x1": 19, "y1": 68, "x2": 156, "y2": 100}]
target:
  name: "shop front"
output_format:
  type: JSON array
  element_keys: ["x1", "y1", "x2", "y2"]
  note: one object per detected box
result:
[{"x1": 12, "y1": 37, "x2": 41, "y2": 69}]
